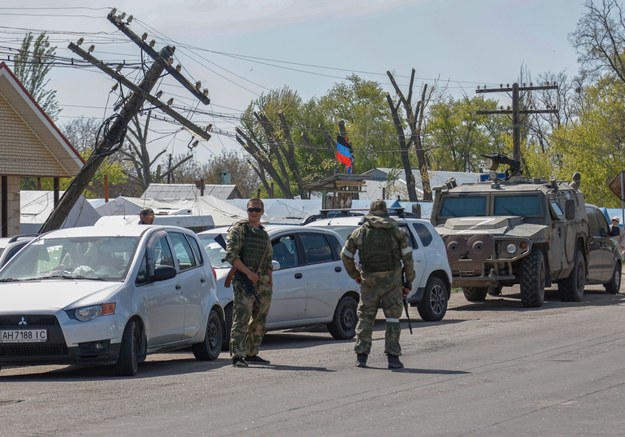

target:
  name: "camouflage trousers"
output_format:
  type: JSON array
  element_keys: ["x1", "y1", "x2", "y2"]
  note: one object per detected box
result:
[
  {"x1": 229, "y1": 275, "x2": 272, "y2": 358},
  {"x1": 354, "y1": 268, "x2": 403, "y2": 356}
]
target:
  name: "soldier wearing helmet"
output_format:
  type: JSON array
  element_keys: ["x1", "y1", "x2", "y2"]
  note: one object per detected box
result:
[{"x1": 340, "y1": 200, "x2": 415, "y2": 369}]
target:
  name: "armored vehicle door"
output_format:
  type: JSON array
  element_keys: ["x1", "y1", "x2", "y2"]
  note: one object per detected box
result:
[{"x1": 547, "y1": 199, "x2": 568, "y2": 276}]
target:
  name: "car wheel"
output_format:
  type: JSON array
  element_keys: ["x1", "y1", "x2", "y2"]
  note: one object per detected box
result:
[
  {"x1": 462, "y1": 287, "x2": 488, "y2": 302},
  {"x1": 192, "y1": 309, "x2": 223, "y2": 361},
  {"x1": 327, "y1": 295, "x2": 358, "y2": 340},
  {"x1": 604, "y1": 261, "x2": 622, "y2": 294},
  {"x1": 520, "y1": 250, "x2": 545, "y2": 308},
  {"x1": 417, "y1": 277, "x2": 448, "y2": 321},
  {"x1": 114, "y1": 318, "x2": 142, "y2": 377},
  {"x1": 221, "y1": 303, "x2": 232, "y2": 352},
  {"x1": 558, "y1": 249, "x2": 585, "y2": 302}
]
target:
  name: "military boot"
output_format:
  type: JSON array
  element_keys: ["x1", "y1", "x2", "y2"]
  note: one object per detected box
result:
[
  {"x1": 387, "y1": 355, "x2": 403, "y2": 369},
  {"x1": 355, "y1": 353, "x2": 368, "y2": 368}
]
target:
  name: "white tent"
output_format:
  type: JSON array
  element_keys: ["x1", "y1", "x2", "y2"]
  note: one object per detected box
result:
[
  {"x1": 94, "y1": 196, "x2": 143, "y2": 217},
  {"x1": 20, "y1": 190, "x2": 101, "y2": 234},
  {"x1": 95, "y1": 194, "x2": 249, "y2": 227}
]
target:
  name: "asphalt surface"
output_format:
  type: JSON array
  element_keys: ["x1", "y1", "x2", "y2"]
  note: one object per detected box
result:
[{"x1": 2, "y1": 281, "x2": 625, "y2": 436}]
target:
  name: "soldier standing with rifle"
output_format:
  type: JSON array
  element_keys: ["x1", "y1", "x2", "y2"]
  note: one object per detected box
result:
[
  {"x1": 225, "y1": 198, "x2": 273, "y2": 368},
  {"x1": 341, "y1": 200, "x2": 415, "y2": 369}
]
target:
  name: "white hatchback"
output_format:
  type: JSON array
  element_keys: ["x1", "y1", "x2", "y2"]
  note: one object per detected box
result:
[
  {"x1": 305, "y1": 215, "x2": 452, "y2": 321},
  {"x1": 0, "y1": 225, "x2": 224, "y2": 376},
  {"x1": 198, "y1": 225, "x2": 360, "y2": 347}
]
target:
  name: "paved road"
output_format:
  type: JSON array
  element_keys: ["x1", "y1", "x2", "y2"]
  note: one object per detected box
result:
[{"x1": 2, "y1": 283, "x2": 625, "y2": 436}]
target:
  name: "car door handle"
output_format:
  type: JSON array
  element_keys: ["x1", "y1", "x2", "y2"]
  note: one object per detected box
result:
[
  {"x1": 335, "y1": 266, "x2": 342, "y2": 272},
  {"x1": 294, "y1": 273, "x2": 303, "y2": 279},
  {"x1": 175, "y1": 284, "x2": 182, "y2": 290},
  {"x1": 200, "y1": 278, "x2": 206, "y2": 283}
]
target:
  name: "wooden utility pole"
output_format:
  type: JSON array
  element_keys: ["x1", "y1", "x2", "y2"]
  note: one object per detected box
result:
[
  {"x1": 476, "y1": 83, "x2": 558, "y2": 162},
  {"x1": 39, "y1": 9, "x2": 211, "y2": 233}
]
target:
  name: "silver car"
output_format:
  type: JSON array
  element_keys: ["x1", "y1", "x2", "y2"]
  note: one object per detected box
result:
[
  {"x1": 198, "y1": 225, "x2": 360, "y2": 347},
  {"x1": 0, "y1": 225, "x2": 224, "y2": 376}
]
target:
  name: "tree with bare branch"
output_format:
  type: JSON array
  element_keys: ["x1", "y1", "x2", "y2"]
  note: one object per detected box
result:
[{"x1": 386, "y1": 69, "x2": 435, "y2": 201}]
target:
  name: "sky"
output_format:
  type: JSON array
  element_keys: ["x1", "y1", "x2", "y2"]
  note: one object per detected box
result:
[{"x1": 0, "y1": 0, "x2": 589, "y2": 163}]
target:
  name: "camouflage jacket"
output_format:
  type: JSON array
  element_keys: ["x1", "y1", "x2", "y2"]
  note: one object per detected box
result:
[
  {"x1": 341, "y1": 213, "x2": 415, "y2": 283},
  {"x1": 225, "y1": 220, "x2": 273, "y2": 275}
]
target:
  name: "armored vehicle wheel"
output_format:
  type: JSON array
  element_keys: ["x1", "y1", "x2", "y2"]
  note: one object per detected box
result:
[
  {"x1": 488, "y1": 284, "x2": 502, "y2": 296},
  {"x1": 417, "y1": 277, "x2": 448, "y2": 321},
  {"x1": 604, "y1": 261, "x2": 622, "y2": 294},
  {"x1": 558, "y1": 249, "x2": 586, "y2": 302},
  {"x1": 462, "y1": 287, "x2": 488, "y2": 302},
  {"x1": 520, "y1": 250, "x2": 545, "y2": 308}
]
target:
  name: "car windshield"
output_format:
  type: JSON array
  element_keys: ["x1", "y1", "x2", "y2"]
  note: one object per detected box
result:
[
  {"x1": 440, "y1": 194, "x2": 542, "y2": 218},
  {"x1": 493, "y1": 195, "x2": 542, "y2": 217},
  {"x1": 197, "y1": 233, "x2": 231, "y2": 269},
  {"x1": 0, "y1": 236, "x2": 139, "y2": 282},
  {"x1": 440, "y1": 196, "x2": 487, "y2": 217}
]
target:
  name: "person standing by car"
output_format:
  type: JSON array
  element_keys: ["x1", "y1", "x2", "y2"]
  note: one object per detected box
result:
[
  {"x1": 138, "y1": 208, "x2": 155, "y2": 224},
  {"x1": 341, "y1": 200, "x2": 415, "y2": 369},
  {"x1": 226, "y1": 198, "x2": 273, "y2": 368},
  {"x1": 610, "y1": 216, "x2": 625, "y2": 256}
]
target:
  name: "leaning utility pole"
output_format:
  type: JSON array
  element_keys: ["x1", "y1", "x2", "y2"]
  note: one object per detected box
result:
[
  {"x1": 476, "y1": 82, "x2": 558, "y2": 162},
  {"x1": 40, "y1": 9, "x2": 211, "y2": 233}
]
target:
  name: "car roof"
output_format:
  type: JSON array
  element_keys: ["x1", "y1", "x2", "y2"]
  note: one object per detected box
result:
[
  {"x1": 37, "y1": 225, "x2": 196, "y2": 239},
  {"x1": 304, "y1": 215, "x2": 434, "y2": 227},
  {"x1": 198, "y1": 224, "x2": 344, "y2": 238}
]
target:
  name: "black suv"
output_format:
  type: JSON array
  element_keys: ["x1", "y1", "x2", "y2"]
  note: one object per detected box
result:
[{"x1": 585, "y1": 204, "x2": 622, "y2": 294}]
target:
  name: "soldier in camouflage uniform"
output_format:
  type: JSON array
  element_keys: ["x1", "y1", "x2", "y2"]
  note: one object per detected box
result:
[
  {"x1": 341, "y1": 200, "x2": 415, "y2": 369},
  {"x1": 225, "y1": 198, "x2": 273, "y2": 368}
]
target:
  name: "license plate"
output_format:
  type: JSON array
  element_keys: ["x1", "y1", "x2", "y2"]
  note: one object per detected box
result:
[{"x1": 0, "y1": 329, "x2": 47, "y2": 343}]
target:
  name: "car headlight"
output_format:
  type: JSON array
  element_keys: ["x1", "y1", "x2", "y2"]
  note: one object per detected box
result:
[
  {"x1": 506, "y1": 243, "x2": 517, "y2": 255},
  {"x1": 70, "y1": 303, "x2": 116, "y2": 322}
]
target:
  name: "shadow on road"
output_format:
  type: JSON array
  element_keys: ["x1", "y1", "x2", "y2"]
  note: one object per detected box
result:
[
  {"x1": 357, "y1": 366, "x2": 469, "y2": 375},
  {"x1": 450, "y1": 288, "x2": 625, "y2": 312},
  {"x1": 0, "y1": 355, "x2": 234, "y2": 380}
]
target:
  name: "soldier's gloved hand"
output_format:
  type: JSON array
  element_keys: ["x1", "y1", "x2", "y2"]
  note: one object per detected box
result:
[{"x1": 402, "y1": 282, "x2": 412, "y2": 296}]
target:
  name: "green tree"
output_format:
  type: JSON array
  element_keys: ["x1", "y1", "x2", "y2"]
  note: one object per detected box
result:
[
  {"x1": 237, "y1": 87, "x2": 309, "y2": 198},
  {"x1": 13, "y1": 32, "x2": 60, "y2": 119},
  {"x1": 425, "y1": 95, "x2": 508, "y2": 172},
  {"x1": 548, "y1": 79, "x2": 625, "y2": 206},
  {"x1": 317, "y1": 75, "x2": 397, "y2": 172}
]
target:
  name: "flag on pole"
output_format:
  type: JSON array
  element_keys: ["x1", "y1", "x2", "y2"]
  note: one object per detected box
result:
[{"x1": 336, "y1": 135, "x2": 353, "y2": 173}]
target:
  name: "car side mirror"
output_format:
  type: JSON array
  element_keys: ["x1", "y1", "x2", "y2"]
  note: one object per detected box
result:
[
  {"x1": 564, "y1": 199, "x2": 576, "y2": 220},
  {"x1": 152, "y1": 265, "x2": 176, "y2": 281},
  {"x1": 271, "y1": 260, "x2": 281, "y2": 271}
]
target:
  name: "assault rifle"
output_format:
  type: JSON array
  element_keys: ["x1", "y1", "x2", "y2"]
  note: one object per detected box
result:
[
  {"x1": 214, "y1": 234, "x2": 261, "y2": 304},
  {"x1": 402, "y1": 269, "x2": 413, "y2": 335}
]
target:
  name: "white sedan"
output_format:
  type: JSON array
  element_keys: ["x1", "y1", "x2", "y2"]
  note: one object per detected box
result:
[
  {"x1": 198, "y1": 225, "x2": 359, "y2": 347},
  {"x1": 0, "y1": 225, "x2": 224, "y2": 376}
]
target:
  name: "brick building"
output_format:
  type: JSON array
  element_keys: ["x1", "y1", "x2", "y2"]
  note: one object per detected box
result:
[{"x1": 0, "y1": 62, "x2": 83, "y2": 236}]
